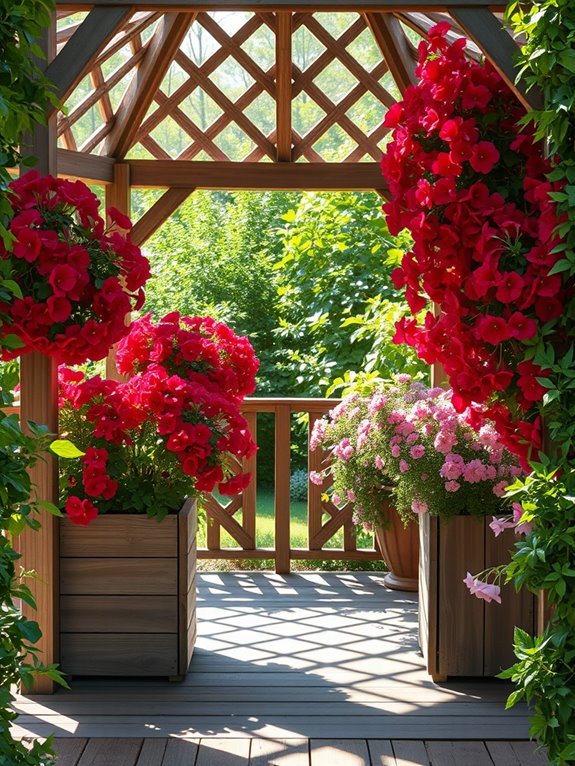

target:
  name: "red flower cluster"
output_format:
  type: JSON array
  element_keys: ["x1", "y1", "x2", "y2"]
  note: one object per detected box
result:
[
  {"x1": 0, "y1": 171, "x2": 150, "y2": 365},
  {"x1": 116, "y1": 312, "x2": 259, "y2": 401},
  {"x1": 380, "y1": 23, "x2": 569, "y2": 467},
  {"x1": 59, "y1": 316, "x2": 258, "y2": 524}
]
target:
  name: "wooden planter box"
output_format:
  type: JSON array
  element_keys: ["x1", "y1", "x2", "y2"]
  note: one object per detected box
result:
[
  {"x1": 59, "y1": 498, "x2": 196, "y2": 680},
  {"x1": 419, "y1": 514, "x2": 536, "y2": 682}
]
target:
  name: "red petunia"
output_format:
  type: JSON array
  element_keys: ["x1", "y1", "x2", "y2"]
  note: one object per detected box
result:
[
  {"x1": 65, "y1": 496, "x2": 99, "y2": 526},
  {"x1": 495, "y1": 272, "x2": 524, "y2": 304},
  {"x1": 476, "y1": 315, "x2": 510, "y2": 345},
  {"x1": 469, "y1": 141, "x2": 500, "y2": 174},
  {"x1": 508, "y1": 312, "x2": 537, "y2": 341}
]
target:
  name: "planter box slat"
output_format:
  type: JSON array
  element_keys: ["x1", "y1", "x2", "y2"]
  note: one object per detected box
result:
[
  {"x1": 60, "y1": 558, "x2": 178, "y2": 595},
  {"x1": 59, "y1": 499, "x2": 196, "y2": 678},
  {"x1": 60, "y1": 634, "x2": 178, "y2": 676},
  {"x1": 60, "y1": 515, "x2": 178, "y2": 557},
  {"x1": 60, "y1": 596, "x2": 178, "y2": 633},
  {"x1": 438, "y1": 516, "x2": 485, "y2": 676},
  {"x1": 420, "y1": 514, "x2": 536, "y2": 681},
  {"x1": 484, "y1": 525, "x2": 537, "y2": 675}
]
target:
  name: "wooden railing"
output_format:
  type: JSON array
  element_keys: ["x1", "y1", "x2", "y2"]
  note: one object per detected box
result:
[
  {"x1": 200, "y1": 398, "x2": 380, "y2": 573},
  {"x1": 2, "y1": 395, "x2": 381, "y2": 573}
]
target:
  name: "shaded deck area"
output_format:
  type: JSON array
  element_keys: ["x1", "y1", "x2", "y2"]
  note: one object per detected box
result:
[{"x1": 14, "y1": 573, "x2": 547, "y2": 762}]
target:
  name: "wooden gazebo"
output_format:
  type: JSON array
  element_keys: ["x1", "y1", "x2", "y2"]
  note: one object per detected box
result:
[{"x1": 22, "y1": 0, "x2": 539, "y2": 692}]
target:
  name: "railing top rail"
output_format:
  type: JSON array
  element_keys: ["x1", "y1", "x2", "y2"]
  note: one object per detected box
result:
[{"x1": 241, "y1": 397, "x2": 341, "y2": 413}]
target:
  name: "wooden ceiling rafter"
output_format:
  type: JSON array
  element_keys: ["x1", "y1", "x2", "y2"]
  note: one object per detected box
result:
[
  {"x1": 103, "y1": 12, "x2": 196, "y2": 158},
  {"x1": 57, "y1": 47, "x2": 147, "y2": 138},
  {"x1": 46, "y1": 6, "x2": 132, "y2": 109},
  {"x1": 57, "y1": 1, "x2": 507, "y2": 9},
  {"x1": 131, "y1": 187, "x2": 196, "y2": 246},
  {"x1": 365, "y1": 12, "x2": 416, "y2": 93},
  {"x1": 449, "y1": 7, "x2": 542, "y2": 110},
  {"x1": 91, "y1": 12, "x2": 162, "y2": 66}
]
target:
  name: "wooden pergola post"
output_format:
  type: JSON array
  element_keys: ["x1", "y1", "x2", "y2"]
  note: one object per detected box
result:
[{"x1": 19, "y1": 16, "x2": 59, "y2": 695}]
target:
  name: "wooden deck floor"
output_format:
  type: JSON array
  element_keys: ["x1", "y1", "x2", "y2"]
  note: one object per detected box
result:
[
  {"x1": 49, "y1": 736, "x2": 548, "y2": 765},
  {"x1": 14, "y1": 572, "x2": 547, "y2": 761}
]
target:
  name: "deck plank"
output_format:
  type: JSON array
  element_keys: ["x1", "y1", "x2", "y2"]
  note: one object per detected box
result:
[
  {"x1": 426, "y1": 740, "x2": 492, "y2": 766},
  {"x1": 134, "y1": 739, "x2": 167, "y2": 765},
  {"x1": 52, "y1": 738, "x2": 88, "y2": 766},
  {"x1": 509, "y1": 741, "x2": 549, "y2": 765},
  {"x1": 366, "y1": 739, "x2": 395, "y2": 765},
  {"x1": 195, "y1": 738, "x2": 250, "y2": 765},
  {"x1": 77, "y1": 738, "x2": 142, "y2": 765},
  {"x1": 310, "y1": 739, "x2": 370, "y2": 765},
  {"x1": 391, "y1": 741, "x2": 429, "y2": 765},
  {"x1": 162, "y1": 738, "x2": 200, "y2": 765},
  {"x1": 249, "y1": 738, "x2": 309, "y2": 765}
]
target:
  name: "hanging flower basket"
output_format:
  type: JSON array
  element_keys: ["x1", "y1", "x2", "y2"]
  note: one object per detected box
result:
[{"x1": 0, "y1": 171, "x2": 150, "y2": 365}]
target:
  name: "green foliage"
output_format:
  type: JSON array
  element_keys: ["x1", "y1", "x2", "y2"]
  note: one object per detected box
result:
[
  {"x1": 501, "y1": 2, "x2": 575, "y2": 762},
  {"x1": 0, "y1": 0, "x2": 58, "y2": 245},
  {"x1": 0, "y1": 3, "x2": 67, "y2": 762},
  {"x1": 274, "y1": 192, "x2": 422, "y2": 395},
  {"x1": 289, "y1": 468, "x2": 308, "y2": 502},
  {"x1": 0, "y1": 364, "x2": 66, "y2": 765},
  {"x1": 140, "y1": 190, "x2": 297, "y2": 396}
]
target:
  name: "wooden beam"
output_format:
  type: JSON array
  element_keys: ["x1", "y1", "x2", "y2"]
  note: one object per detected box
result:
[
  {"x1": 128, "y1": 159, "x2": 389, "y2": 192},
  {"x1": 105, "y1": 164, "x2": 131, "y2": 380},
  {"x1": 46, "y1": 6, "x2": 132, "y2": 110},
  {"x1": 57, "y1": 1, "x2": 507, "y2": 10},
  {"x1": 131, "y1": 187, "x2": 195, "y2": 246},
  {"x1": 19, "y1": 17, "x2": 59, "y2": 696},
  {"x1": 57, "y1": 148, "x2": 115, "y2": 183},
  {"x1": 365, "y1": 13, "x2": 416, "y2": 94},
  {"x1": 103, "y1": 13, "x2": 194, "y2": 158},
  {"x1": 449, "y1": 7, "x2": 543, "y2": 111},
  {"x1": 275, "y1": 13, "x2": 293, "y2": 161}
]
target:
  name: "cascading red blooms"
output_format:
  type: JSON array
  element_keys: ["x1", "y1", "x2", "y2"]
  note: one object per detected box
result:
[
  {"x1": 59, "y1": 316, "x2": 258, "y2": 524},
  {"x1": 0, "y1": 171, "x2": 150, "y2": 365},
  {"x1": 380, "y1": 22, "x2": 569, "y2": 468},
  {"x1": 116, "y1": 312, "x2": 259, "y2": 402}
]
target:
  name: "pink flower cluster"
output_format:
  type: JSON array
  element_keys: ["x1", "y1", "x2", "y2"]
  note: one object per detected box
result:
[
  {"x1": 382, "y1": 383, "x2": 523, "y2": 520},
  {"x1": 463, "y1": 572, "x2": 501, "y2": 604},
  {"x1": 0, "y1": 171, "x2": 150, "y2": 364}
]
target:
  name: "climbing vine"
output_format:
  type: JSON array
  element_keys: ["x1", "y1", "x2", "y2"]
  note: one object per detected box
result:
[
  {"x1": 499, "y1": 2, "x2": 575, "y2": 763},
  {"x1": 0, "y1": 2, "x2": 65, "y2": 764}
]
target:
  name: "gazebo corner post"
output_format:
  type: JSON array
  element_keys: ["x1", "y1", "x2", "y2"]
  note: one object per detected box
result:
[
  {"x1": 18, "y1": 13, "x2": 59, "y2": 696},
  {"x1": 105, "y1": 162, "x2": 131, "y2": 381}
]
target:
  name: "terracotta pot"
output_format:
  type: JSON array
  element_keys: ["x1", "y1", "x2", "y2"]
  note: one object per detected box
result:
[{"x1": 374, "y1": 497, "x2": 419, "y2": 592}]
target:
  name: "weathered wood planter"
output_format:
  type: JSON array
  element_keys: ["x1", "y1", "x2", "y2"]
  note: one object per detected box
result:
[
  {"x1": 419, "y1": 514, "x2": 536, "y2": 682},
  {"x1": 59, "y1": 498, "x2": 196, "y2": 680}
]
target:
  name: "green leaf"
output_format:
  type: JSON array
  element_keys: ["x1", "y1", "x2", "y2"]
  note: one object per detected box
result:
[
  {"x1": 38, "y1": 500, "x2": 64, "y2": 517},
  {"x1": 49, "y1": 439, "x2": 85, "y2": 459}
]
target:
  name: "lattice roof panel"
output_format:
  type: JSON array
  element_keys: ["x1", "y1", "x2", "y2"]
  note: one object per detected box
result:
[{"x1": 55, "y1": 6, "x2": 525, "y2": 174}]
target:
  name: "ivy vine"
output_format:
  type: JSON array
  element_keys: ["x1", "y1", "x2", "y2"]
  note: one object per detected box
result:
[
  {"x1": 0, "y1": 2, "x2": 65, "y2": 764},
  {"x1": 500, "y1": 1, "x2": 575, "y2": 764}
]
